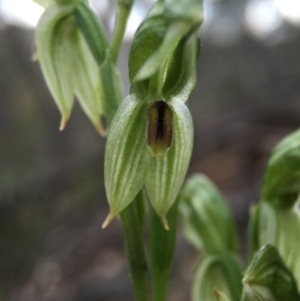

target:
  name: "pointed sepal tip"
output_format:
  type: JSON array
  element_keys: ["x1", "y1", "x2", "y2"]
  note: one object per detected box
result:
[
  {"x1": 161, "y1": 215, "x2": 170, "y2": 230},
  {"x1": 59, "y1": 116, "x2": 69, "y2": 131},
  {"x1": 95, "y1": 122, "x2": 106, "y2": 137},
  {"x1": 102, "y1": 212, "x2": 115, "y2": 229}
]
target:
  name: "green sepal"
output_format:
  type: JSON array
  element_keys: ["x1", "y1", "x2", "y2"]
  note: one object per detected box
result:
[
  {"x1": 132, "y1": 20, "x2": 191, "y2": 83},
  {"x1": 242, "y1": 245, "x2": 300, "y2": 301},
  {"x1": 262, "y1": 129, "x2": 300, "y2": 209},
  {"x1": 74, "y1": 1, "x2": 109, "y2": 66},
  {"x1": 192, "y1": 254, "x2": 242, "y2": 301},
  {"x1": 145, "y1": 101, "x2": 193, "y2": 228},
  {"x1": 128, "y1": 0, "x2": 202, "y2": 101},
  {"x1": 36, "y1": 5, "x2": 75, "y2": 124},
  {"x1": 36, "y1": 3, "x2": 105, "y2": 133},
  {"x1": 104, "y1": 98, "x2": 193, "y2": 229},
  {"x1": 180, "y1": 174, "x2": 238, "y2": 253},
  {"x1": 72, "y1": 29, "x2": 104, "y2": 131},
  {"x1": 75, "y1": 3, "x2": 122, "y2": 123},
  {"x1": 162, "y1": 32, "x2": 200, "y2": 102},
  {"x1": 104, "y1": 96, "x2": 148, "y2": 223}
]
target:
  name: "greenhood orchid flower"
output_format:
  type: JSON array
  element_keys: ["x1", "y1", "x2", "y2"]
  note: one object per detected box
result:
[
  {"x1": 36, "y1": 2, "x2": 106, "y2": 135},
  {"x1": 103, "y1": 95, "x2": 193, "y2": 230},
  {"x1": 103, "y1": 0, "x2": 203, "y2": 229}
]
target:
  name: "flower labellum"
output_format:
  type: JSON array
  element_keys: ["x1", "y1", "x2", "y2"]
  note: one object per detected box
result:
[{"x1": 146, "y1": 100, "x2": 173, "y2": 157}]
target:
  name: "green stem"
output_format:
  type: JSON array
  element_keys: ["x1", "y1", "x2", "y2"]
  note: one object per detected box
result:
[
  {"x1": 150, "y1": 198, "x2": 180, "y2": 301},
  {"x1": 120, "y1": 191, "x2": 149, "y2": 301},
  {"x1": 110, "y1": 0, "x2": 134, "y2": 64}
]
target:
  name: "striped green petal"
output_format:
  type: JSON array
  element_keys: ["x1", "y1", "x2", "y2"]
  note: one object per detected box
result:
[
  {"x1": 145, "y1": 101, "x2": 193, "y2": 229},
  {"x1": 103, "y1": 96, "x2": 148, "y2": 227}
]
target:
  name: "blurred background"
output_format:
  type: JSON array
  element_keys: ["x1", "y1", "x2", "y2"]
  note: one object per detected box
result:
[{"x1": 0, "y1": 0, "x2": 300, "y2": 300}]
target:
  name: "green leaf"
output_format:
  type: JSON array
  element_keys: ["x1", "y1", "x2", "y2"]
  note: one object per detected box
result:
[
  {"x1": 180, "y1": 174, "x2": 238, "y2": 253},
  {"x1": 242, "y1": 245, "x2": 300, "y2": 301},
  {"x1": 145, "y1": 101, "x2": 193, "y2": 229},
  {"x1": 192, "y1": 254, "x2": 242, "y2": 301}
]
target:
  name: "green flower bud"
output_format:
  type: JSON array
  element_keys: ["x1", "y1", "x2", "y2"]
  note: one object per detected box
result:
[
  {"x1": 242, "y1": 245, "x2": 299, "y2": 301},
  {"x1": 257, "y1": 202, "x2": 300, "y2": 287},
  {"x1": 103, "y1": 95, "x2": 193, "y2": 229},
  {"x1": 192, "y1": 254, "x2": 242, "y2": 301},
  {"x1": 36, "y1": 3, "x2": 105, "y2": 135},
  {"x1": 180, "y1": 174, "x2": 238, "y2": 253},
  {"x1": 262, "y1": 129, "x2": 300, "y2": 208},
  {"x1": 255, "y1": 129, "x2": 300, "y2": 286},
  {"x1": 129, "y1": 0, "x2": 202, "y2": 101}
]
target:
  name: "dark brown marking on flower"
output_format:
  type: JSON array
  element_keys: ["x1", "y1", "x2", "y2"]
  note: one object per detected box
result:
[{"x1": 146, "y1": 101, "x2": 173, "y2": 157}]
